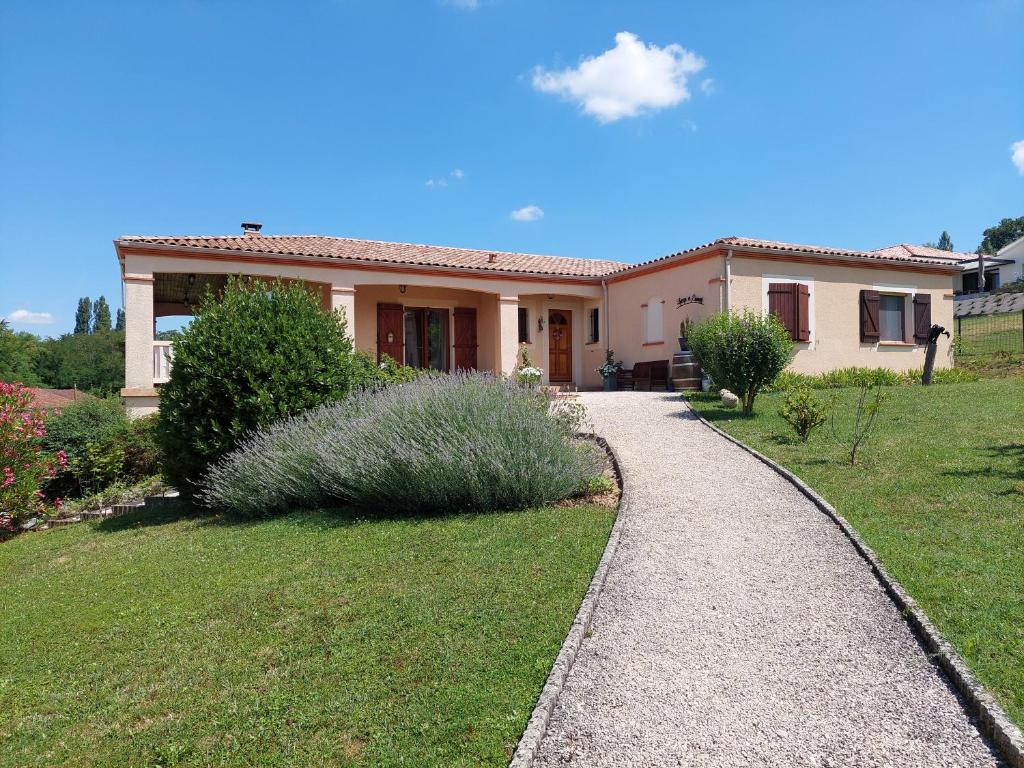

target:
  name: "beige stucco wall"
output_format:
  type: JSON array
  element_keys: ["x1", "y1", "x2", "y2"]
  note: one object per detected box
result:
[
  {"x1": 727, "y1": 256, "x2": 954, "y2": 374},
  {"x1": 606, "y1": 255, "x2": 725, "y2": 368}
]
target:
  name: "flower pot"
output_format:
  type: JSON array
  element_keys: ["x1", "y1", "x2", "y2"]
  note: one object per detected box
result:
[
  {"x1": 678, "y1": 337, "x2": 689, "y2": 352},
  {"x1": 603, "y1": 373, "x2": 616, "y2": 391}
]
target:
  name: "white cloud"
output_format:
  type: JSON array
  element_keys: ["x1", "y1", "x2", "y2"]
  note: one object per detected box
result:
[
  {"x1": 699, "y1": 77, "x2": 715, "y2": 95},
  {"x1": 5, "y1": 309, "x2": 55, "y2": 325},
  {"x1": 510, "y1": 205, "x2": 544, "y2": 222},
  {"x1": 532, "y1": 32, "x2": 706, "y2": 123},
  {"x1": 425, "y1": 168, "x2": 465, "y2": 188},
  {"x1": 1012, "y1": 140, "x2": 1024, "y2": 175}
]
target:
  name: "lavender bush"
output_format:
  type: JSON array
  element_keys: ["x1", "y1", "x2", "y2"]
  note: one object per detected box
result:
[{"x1": 200, "y1": 374, "x2": 601, "y2": 517}]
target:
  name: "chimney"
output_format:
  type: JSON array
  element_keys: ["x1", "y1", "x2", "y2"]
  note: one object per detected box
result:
[
  {"x1": 241, "y1": 222, "x2": 263, "y2": 236},
  {"x1": 487, "y1": 253, "x2": 497, "y2": 263}
]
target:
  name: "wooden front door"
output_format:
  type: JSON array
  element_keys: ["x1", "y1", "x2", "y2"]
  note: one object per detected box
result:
[
  {"x1": 548, "y1": 309, "x2": 572, "y2": 382},
  {"x1": 377, "y1": 303, "x2": 404, "y2": 363},
  {"x1": 452, "y1": 307, "x2": 477, "y2": 371}
]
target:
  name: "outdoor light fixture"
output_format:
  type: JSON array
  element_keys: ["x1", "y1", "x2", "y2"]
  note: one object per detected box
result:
[
  {"x1": 537, "y1": 316, "x2": 545, "y2": 332},
  {"x1": 399, "y1": 284, "x2": 407, "y2": 294}
]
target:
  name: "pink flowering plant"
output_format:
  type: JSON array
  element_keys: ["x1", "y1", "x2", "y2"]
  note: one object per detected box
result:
[{"x1": 0, "y1": 381, "x2": 64, "y2": 533}]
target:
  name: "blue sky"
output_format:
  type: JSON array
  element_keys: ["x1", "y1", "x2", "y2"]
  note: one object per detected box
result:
[{"x1": 2, "y1": 0, "x2": 1022, "y2": 335}]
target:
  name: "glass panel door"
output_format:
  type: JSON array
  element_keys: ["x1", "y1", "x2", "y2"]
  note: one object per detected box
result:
[{"x1": 404, "y1": 310, "x2": 421, "y2": 368}]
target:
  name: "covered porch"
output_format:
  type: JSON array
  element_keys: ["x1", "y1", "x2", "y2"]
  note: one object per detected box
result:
[{"x1": 119, "y1": 253, "x2": 604, "y2": 416}]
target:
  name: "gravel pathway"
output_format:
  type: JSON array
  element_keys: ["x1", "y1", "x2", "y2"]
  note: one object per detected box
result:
[{"x1": 534, "y1": 391, "x2": 1002, "y2": 768}]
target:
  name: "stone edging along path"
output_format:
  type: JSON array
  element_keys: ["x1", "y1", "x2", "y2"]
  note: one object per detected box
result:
[
  {"x1": 684, "y1": 399, "x2": 1024, "y2": 768},
  {"x1": 508, "y1": 435, "x2": 631, "y2": 768}
]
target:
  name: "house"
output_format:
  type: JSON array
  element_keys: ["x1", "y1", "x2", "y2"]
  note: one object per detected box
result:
[
  {"x1": 115, "y1": 227, "x2": 959, "y2": 415},
  {"x1": 876, "y1": 239, "x2": 1024, "y2": 296}
]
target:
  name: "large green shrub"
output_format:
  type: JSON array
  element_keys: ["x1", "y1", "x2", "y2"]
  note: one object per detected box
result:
[
  {"x1": 42, "y1": 396, "x2": 130, "y2": 497},
  {"x1": 158, "y1": 278, "x2": 397, "y2": 495},
  {"x1": 688, "y1": 311, "x2": 793, "y2": 414},
  {"x1": 201, "y1": 373, "x2": 601, "y2": 517}
]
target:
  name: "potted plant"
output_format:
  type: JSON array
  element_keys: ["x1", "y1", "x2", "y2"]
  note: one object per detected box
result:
[
  {"x1": 678, "y1": 318, "x2": 693, "y2": 352},
  {"x1": 596, "y1": 349, "x2": 622, "y2": 391},
  {"x1": 516, "y1": 345, "x2": 543, "y2": 388}
]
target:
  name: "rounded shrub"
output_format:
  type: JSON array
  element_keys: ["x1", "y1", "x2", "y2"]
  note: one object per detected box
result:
[
  {"x1": 158, "y1": 277, "x2": 378, "y2": 496},
  {"x1": 42, "y1": 396, "x2": 130, "y2": 498},
  {"x1": 688, "y1": 310, "x2": 794, "y2": 414},
  {"x1": 201, "y1": 373, "x2": 602, "y2": 517}
]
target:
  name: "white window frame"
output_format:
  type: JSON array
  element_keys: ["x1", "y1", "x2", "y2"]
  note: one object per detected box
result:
[
  {"x1": 872, "y1": 282, "x2": 916, "y2": 348},
  {"x1": 761, "y1": 275, "x2": 815, "y2": 348}
]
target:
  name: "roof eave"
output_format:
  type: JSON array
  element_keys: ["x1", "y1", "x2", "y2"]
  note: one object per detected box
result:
[{"x1": 113, "y1": 240, "x2": 610, "y2": 282}]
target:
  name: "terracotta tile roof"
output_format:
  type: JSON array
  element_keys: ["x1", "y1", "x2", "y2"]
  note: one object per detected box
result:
[
  {"x1": 870, "y1": 243, "x2": 972, "y2": 264},
  {"x1": 117, "y1": 235, "x2": 626, "y2": 278},
  {"x1": 25, "y1": 388, "x2": 94, "y2": 411},
  {"x1": 614, "y1": 236, "x2": 964, "y2": 274}
]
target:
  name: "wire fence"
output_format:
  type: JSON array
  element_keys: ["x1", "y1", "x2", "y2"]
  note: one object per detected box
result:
[{"x1": 954, "y1": 311, "x2": 1024, "y2": 357}]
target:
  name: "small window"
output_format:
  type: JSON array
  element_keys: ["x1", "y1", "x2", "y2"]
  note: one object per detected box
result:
[
  {"x1": 586, "y1": 307, "x2": 599, "y2": 343},
  {"x1": 518, "y1": 307, "x2": 529, "y2": 344},
  {"x1": 878, "y1": 294, "x2": 905, "y2": 342}
]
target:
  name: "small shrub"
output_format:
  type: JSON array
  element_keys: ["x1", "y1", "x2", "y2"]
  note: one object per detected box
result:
[
  {"x1": 201, "y1": 374, "x2": 602, "y2": 517},
  {"x1": 158, "y1": 277, "x2": 382, "y2": 496},
  {"x1": 581, "y1": 474, "x2": 615, "y2": 497},
  {"x1": 688, "y1": 311, "x2": 794, "y2": 414},
  {"x1": 831, "y1": 383, "x2": 889, "y2": 466},
  {"x1": 42, "y1": 397, "x2": 132, "y2": 498},
  {"x1": 779, "y1": 387, "x2": 829, "y2": 442},
  {"x1": 516, "y1": 345, "x2": 543, "y2": 387},
  {"x1": 119, "y1": 414, "x2": 162, "y2": 481},
  {"x1": 0, "y1": 382, "x2": 64, "y2": 531},
  {"x1": 769, "y1": 365, "x2": 978, "y2": 391}
]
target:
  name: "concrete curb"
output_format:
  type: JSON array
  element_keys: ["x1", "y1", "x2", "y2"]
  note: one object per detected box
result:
[
  {"x1": 683, "y1": 397, "x2": 1024, "y2": 768},
  {"x1": 508, "y1": 434, "x2": 631, "y2": 768}
]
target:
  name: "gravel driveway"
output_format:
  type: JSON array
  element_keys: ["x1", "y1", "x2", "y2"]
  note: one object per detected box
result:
[{"x1": 534, "y1": 391, "x2": 1002, "y2": 768}]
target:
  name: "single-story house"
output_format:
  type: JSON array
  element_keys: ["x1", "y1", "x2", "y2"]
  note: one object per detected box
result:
[
  {"x1": 115, "y1": 227, "x2": 959, "y2": 415},
  {"x1": 877, "y1": 238, "x2": 1024, "y2": 296}
]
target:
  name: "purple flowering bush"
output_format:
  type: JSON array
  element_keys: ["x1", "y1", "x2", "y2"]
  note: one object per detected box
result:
[{"x1": 200, "y1": 373, "x2": 601, "y2": 517}]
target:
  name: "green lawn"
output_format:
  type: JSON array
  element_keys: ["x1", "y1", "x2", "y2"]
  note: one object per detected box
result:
[
  {"x1": 688, "y1": 377, "x2": 1024, "y2": 726},
  {"x1": 0, "y1": 503, "x2": 615, "y2": 767}
]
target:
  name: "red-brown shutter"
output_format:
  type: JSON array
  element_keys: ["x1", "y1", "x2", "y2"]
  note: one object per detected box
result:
[
  {"x1": 860, "y1": 290, "x2": 880, "y2": 342},
  {"x1": 768, "y1": 283, "x2": 798, "y2": 340},
  {"x1": 912, "y1": 293, "x2": 931, "y2": 344},
  {"x1": 796, "y1": 283, "x2": 810, "y2": 342}
]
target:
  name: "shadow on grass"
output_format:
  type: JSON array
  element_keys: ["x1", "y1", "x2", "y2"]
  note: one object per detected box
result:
[
  {"x1": 939, "y1": 442, "x2": 1024, "y2": 489},
  {"x1": 95, "y1": 496, "x2": 540, "y2": 535}
]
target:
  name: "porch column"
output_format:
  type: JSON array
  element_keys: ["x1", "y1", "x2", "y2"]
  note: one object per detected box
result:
[
  {"x1": 331, "y1": 285, "x2": 356, "y2": 341},
  {"x1": 497, "y1": 295, "x2": 520, "y2": 375},
  {"x1": 123, "y1": 272, "x2": 155, "y2": 391}
]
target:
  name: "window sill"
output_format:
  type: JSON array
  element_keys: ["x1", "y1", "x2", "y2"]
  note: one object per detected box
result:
[
  {"x1": 878, "y1": 341, "x2": 914, "y2": 347},
  {"x1": 585, "y1": 341, "x2": 601, "y2": 346},
  {"x1": 642, "y1": 341, "x2": 665, "y2": 347}
]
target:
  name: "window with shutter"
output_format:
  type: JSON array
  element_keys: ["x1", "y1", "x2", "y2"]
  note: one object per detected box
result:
[
  {"x1": 912, "y1": 293, "x2": 931, "y2": 344},
  {"x1": 768, "y1": 283, "x2": 807, "y2": 341},
  {"x1": 859, "y1": 290, "x2": 880, "y2": 342},
  {"x1": 586, "y1": 307, "x2": 599, "y2": 343}
]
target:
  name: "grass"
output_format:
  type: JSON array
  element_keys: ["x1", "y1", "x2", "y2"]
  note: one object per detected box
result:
[
  {"x1": 956, "y1": 312, "x2": 1024, "y2": 356},
  {"x1": 688, "y1": 377, "x2": 1024, "y2": 726},
  {"x1": 0, "y1": 502, "x2": 615, "y2": 767}
]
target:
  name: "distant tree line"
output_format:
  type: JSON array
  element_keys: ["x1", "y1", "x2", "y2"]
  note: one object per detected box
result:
[{"x1": 1, "y1": 295, "x2": 126, "y2": 394}]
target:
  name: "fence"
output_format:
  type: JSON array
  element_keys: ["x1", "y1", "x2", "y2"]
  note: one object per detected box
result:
[{"x1": 954, "y1": 311, "x2": 1024, "y2": 357}]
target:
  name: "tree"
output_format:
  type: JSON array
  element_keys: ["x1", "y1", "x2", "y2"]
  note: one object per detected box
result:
[
  {"x1": 74, "y1": 297, "x2": 92, "y2": 335},
  {"x1": 937, "y1": 231, "x2": 954, "y2": 251},
  {"x1": 977, "y1": 216, "x2": 1024, "y2": 255},
  {"x1": 0, "y1": 322, "x2": 42, "y2": 385},
  {"x1": 32, "y1": 331, "x2": 125, "y2": 395},
  {"x1": 92, "y1": 296, "x2": 112, "y2": 333},
  {"x1": 115, "y1": 308, "x2": 125, "y2": 331}
]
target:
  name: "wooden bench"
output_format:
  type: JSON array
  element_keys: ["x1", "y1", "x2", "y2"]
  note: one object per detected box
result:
[{"x1": 618, "y1": 360, "x2": 670, "y2": 391}]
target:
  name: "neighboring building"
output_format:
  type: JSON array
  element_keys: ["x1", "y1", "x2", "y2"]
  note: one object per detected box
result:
[
  {"x1": 874, "y1": 240, "x2": 1024, "y2": 296},
  {"x1": 25, "y1": 388, "x2": 94, "y2": 414},
  {"x1": 115, "y1": 228, "x2": 959, "y2": 415}
]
